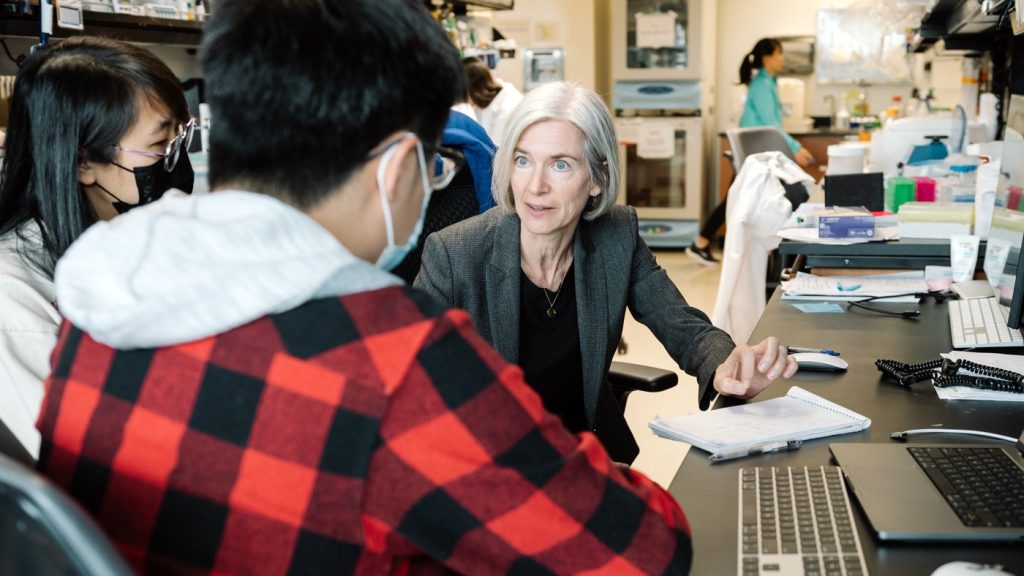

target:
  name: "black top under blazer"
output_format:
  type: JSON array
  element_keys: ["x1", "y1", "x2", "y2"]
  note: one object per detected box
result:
[{"x1": 414, "y1": 205, "x2": 736, "y2": 463}]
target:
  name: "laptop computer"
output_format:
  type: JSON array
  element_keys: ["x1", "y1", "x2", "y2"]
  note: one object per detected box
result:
[{"x1": 829, "y1": 427, "x2": 1024, "y2": 542}]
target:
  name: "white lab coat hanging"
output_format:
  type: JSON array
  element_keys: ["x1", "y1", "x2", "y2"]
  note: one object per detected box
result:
[{"x1": 711, "y1": 151, "x2": 813, "y2": 344}]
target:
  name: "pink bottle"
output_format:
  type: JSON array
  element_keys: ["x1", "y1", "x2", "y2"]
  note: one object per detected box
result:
[{"x1": 1010, "y1": 186, "x2": 1024, "y2": 211}]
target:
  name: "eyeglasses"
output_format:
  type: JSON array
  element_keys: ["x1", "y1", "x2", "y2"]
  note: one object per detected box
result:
[
  {"x1": 109, "y1": 118, "x2": 197, "y2": 172},
  {"x1": 367, "y1": 136, "x2": 465, "y2": 191},
  {"x1": 425, "y1": 145, "x2": 466, "y2": 191}
]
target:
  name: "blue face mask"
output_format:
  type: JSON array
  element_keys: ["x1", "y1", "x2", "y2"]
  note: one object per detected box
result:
[{"x1": 374, "y1": 134, "x2": 432, "y2": 271}]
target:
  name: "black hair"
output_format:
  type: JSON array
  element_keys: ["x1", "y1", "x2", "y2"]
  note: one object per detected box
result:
[
  {"x1": 200, "y1": 0, "x2": 464, "y2": 208},
  {"x1": 0, "y1": 36, "x2": 189, "y2": 273},
  {"x1": 739, "y1": 37, "x2": 782, "y2": 85},
  {"x1": 463, "y1": 56, "x2": 502, "y2": 109}
]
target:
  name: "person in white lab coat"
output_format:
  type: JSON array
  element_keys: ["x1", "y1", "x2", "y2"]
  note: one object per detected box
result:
[
  {"x1": 0, "y1": 36, "x2": 193, "y2": 460},
  {"x1": 711, "y1": 151, "x2": 813, "y2": 344},
  {"x1": 463, "y1": 56, "x2": 524, "y2": 146}
]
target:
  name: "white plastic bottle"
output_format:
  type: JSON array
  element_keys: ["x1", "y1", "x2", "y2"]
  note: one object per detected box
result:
[{"x1": 835, "y1": 102, "x2": 851, "y2": 130}]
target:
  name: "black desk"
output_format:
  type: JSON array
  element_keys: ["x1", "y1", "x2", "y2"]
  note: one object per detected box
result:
[
  {"x1": 668, "y1": 292, "x2": 1023, "y2": 575},
  {"x1": 779, "y1": 238, "x2": 987, "y2": 270}
]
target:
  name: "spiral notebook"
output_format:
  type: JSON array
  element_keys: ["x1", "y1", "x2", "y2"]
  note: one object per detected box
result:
[{"x1": 648, "y1": 386, "x2": 871, "y2": 456}]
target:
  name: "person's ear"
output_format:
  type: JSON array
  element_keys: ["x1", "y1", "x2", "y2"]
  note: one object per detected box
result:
[
  {"x1": 78, "y1": 159, "x2": 98, "y2": 187},
  {"x1": 590, "y1": 164, "x2": 605, "y2": 198},
  {"x1": 377, "y1": 137, "x2": 420, "y2": 203}
]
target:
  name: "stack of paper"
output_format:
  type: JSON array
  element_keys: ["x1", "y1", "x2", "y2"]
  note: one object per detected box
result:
[
  {"x1": 780, "y1": 271, "x2": 928, "y2": 302},
  {"x1": 649, "y1": 386, "x2": 871, "y2": 459}
]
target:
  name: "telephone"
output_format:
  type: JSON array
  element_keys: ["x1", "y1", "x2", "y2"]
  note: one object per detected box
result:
[{"x1": 875, "y1": 357, "x2": 1024, "y2": 394}]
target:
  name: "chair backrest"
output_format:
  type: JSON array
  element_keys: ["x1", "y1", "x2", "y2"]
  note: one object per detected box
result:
[
  {"x1": 0, "y1": 453, "x2": 133, "y2": 575},
  {"x1": 726, "y1": 126, "x2": 808, "y2": 212},
  {"x1": 725, "y1": 126, "x2": 796, "y2": 175},
  {"x1": 391, "y1": 161, "x2": 480, "y2": 284}
]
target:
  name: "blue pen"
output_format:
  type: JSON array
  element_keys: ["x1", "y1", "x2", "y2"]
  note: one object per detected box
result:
[{"x1": 787, "y1": 347, "x2": 840, "y2": 356}]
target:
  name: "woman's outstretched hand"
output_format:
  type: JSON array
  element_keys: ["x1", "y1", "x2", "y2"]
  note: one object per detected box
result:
[{"x1": 713, "y1": 336, "x2": 797, "y2": 399}]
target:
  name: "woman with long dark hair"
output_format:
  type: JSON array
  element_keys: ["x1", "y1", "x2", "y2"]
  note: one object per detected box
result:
[
  {"x1": 687, "y1": 37, "x2": 813, "y2": 264},
  {"x1": 462, "y1": 56, "x2": 523, "y2": 145},
  {"x1": 0, "y1": 36, "x2": 193, "y2": 459}
]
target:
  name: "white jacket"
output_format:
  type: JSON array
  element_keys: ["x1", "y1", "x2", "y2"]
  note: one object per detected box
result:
[
  {"x1": 0, "y1": 221, "x2": 60, "y2": 459},
  {"x1": 473, "y1": 79, "x2": 523, "y2": 146},
  {"x1": 711, "y1": 152, "x2": 812, "y2": 344}
]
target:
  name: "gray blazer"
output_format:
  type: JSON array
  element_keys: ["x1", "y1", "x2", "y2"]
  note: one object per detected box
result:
[{"x1": 414, "y1": 205, "x2": 736, "y2": 424}]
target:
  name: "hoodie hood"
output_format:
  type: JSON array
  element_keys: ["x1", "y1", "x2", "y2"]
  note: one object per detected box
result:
[{"x1": 55, "y1": 190, "x2": 401, "y2": 349}]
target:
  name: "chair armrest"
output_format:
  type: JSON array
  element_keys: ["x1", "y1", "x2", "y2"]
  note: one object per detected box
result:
[{"x1": 608, "y1": 361, "x2": 678, "y2": 395}]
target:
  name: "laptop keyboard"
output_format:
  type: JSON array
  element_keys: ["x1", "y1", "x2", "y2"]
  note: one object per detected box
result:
[
  {"x1": 948, "y1": 298, "x2": 1024, "y2": 348},
  {"x1": 908, "y1": 447, "x2": 1024, "y2": 528},
  {"x1": 739, "y1": 466, "x2": 868, "y2": 576}
]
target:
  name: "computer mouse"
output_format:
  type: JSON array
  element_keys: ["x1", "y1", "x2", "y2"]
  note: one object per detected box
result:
[
  {"x1": 930, "y1": 561, "x2": 1017, "y2": 576},
  {"x1": 791, "y1": 352, "x2": 848, "y2": 372}
]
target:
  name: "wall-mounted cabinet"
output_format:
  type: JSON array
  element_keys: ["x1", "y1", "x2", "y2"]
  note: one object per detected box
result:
[
  {"x1": 610, "y1": 0, "x2": 703, "y2": 81},
  {"x1": 0, "y1": 12, "x2": 202, "y2": 47}
]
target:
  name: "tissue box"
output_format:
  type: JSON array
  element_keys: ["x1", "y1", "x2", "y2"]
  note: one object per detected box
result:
[{"x1": 817, "y1": 207, "x2": 875, "y2": 238}]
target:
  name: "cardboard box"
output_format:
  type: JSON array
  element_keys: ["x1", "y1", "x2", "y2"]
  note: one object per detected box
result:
[{"x1": 817, "y1": 206, "x2": 875, "y2": 238}]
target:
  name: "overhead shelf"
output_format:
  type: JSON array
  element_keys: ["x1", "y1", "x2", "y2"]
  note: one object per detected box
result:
[
  {"x1": 910, "y1": 0, "x2": 1013, "y2": 53},
  {"x1": 0, "y1": 12, "x2": 203, "y2": 47},
  {"x1": 451, "y1": 0, "x2": 514, "y2": 10}
]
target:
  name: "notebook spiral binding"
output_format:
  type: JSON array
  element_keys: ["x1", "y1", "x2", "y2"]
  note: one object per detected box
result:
[{"x1": 875, "y1": 358, "x2": 1024, "y2": 394}]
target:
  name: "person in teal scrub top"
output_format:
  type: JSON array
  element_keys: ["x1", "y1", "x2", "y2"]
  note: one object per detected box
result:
[
  {"x1": 687, "y1": 37, "x2": 813, "y2": 265},
  {"x1": 738, "y1": 38, "x2": 814, "y2": 164}
]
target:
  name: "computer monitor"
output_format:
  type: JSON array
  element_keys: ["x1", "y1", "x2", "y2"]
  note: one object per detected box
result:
[
  {"x1": 987, "y1": 210, "x2": 1024, "y2": 329},
  {"x1": 983, "y1": 95, "x2": 1024, "y2": 328}
]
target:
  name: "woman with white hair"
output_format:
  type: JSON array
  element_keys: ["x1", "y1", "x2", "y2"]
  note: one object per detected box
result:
[{"x1": 415, "y1": 82, "x2": 796, "y2": 463}]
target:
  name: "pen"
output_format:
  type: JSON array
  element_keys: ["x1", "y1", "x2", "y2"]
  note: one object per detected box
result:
[
  {"x1": 708, "y1": 440, "x2": 803, "y2": 463},
  {"x1": 787, "y1": 347, "x2": 840, "y2": 356}
]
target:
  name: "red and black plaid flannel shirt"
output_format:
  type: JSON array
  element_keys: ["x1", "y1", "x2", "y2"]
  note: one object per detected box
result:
[{"x1": 37, "y1": 286, "x2": 692, "y2": 574}]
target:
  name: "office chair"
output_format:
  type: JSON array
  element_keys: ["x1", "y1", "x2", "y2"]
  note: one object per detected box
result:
[
  {"x1": 725, "y1": 127, "x2": 808, "y2": 210},
  {"x1": 726, "y1": 126, "x2": 796, "y2": 170},
  {"x1": 724, "y1": 126, "x2": 809, "y2": 297},
  {"x1": 392, "y1": 161, "x2": 479, "y2": 285},
  {"x1": 608, "y1": 361, "x2": 677, "y2": 408},
  {"x1": 0, "y1": 449, "x2": 133, "y2": 575}
]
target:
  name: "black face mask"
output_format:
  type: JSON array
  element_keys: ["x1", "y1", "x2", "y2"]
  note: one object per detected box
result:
[{"x1": 98, "y1": 150, "x2": 195, "y2": 214}]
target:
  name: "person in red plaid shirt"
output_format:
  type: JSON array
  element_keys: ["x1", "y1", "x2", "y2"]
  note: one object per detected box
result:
[{"x1": 36, "y1": 0, "x2": 696, "y2": 574}]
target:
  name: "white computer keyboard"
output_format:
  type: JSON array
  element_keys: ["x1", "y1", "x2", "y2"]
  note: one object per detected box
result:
[{"x1": 949, "y1": 297, "x2": 1024, "y2": 348}]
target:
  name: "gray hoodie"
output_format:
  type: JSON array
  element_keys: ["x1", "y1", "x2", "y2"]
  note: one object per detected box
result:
[{"x1": 55, "y1": 190, "x2": 401, "y2": 349}]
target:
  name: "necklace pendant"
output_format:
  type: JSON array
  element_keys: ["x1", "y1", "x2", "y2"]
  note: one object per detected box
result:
[{"x1": 546, "y1": 307, "x2": 557, "y2": 318}]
